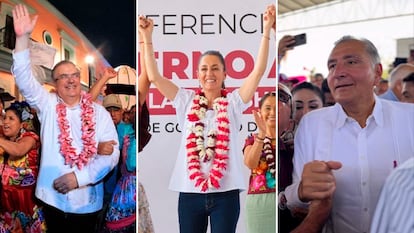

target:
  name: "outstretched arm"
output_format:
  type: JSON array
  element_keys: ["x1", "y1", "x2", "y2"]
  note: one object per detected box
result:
[
  {"x1": 89, "y1": 67, "x2": 117, "y2": 101},
  {"x1": 13, "y1": 4, "x2": 38, "y2": 52},
  {"x1": 138, "y1": 31, "x2": 151, "y2": 106},
  {"x1": 138, "y1": 15, "x2": 179, "y2": 101},
  {"x1": 238, "y1": 4, "x2": 275, "y2": 103}
]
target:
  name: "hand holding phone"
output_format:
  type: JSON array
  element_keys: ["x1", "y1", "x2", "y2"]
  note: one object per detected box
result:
[{"x1": 289, "y1": 33, "x2": 307, "y2": 48}]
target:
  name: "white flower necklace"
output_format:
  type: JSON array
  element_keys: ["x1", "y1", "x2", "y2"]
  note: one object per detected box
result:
[
  {"x1": 186, "y1": 89, "x2": 229, "y2": 192},
  {"x1": 263, "y1": 137, "x2": 276, "y2": 179}
]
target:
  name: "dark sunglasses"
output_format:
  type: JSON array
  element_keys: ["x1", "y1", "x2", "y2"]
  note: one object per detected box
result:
[{"x1": 278, "y1": 90, "x2": 291, "y2": 104}]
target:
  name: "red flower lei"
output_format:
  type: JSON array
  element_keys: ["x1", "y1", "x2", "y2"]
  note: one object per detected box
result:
[
  {"x1": 186, "y1": 89, "x2": 229, "y2": 192},
  {"x1": 56, "y1": 92, "x2": 97, "y2": 169}
]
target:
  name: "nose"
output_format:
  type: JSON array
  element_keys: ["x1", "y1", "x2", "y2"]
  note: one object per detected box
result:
[{"x1": 303, "y1": 106, "x2": 311, "y2": 115}]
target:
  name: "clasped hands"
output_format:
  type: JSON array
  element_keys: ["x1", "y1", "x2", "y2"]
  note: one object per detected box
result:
[{"x1": 54, "y1": 140, "x2": 117, "y2": 194}]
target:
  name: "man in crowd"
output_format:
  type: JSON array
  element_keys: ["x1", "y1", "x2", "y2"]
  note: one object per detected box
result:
[
  {"x1": 12, "y1": 4, "x2": 119, "y2": 233},
  {"x1": 380, "y1": 63, "x2": 414, "y2": 101},
  {"x1": 284, "y1": 35, "x2": 414, "y2": 233}
]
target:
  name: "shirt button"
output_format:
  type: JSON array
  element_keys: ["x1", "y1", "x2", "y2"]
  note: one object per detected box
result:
[
  {"x1": 362, "y1": 182, "x2": 366, "y2": 186},
  {"x1": 364, "y1": 208, "x2": 368, "y2": 212}
]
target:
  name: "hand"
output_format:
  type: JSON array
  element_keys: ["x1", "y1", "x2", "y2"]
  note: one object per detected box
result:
[
  {"x1": 102, "y1": 67, "x2": 117, "y2": 81},
  {"x1": 53, "y1": 172, "x2": 79, "y2": 194},
  {"x1": 252, "y1": 109, "x2": 266, "y2": 134},
  {"x1": 138, "y1": 15, "x2": 154, "y2": 42},
  {"x1": 97, "y1": 140, "x2": 117, "y2": 155},
  {"x1": 12, "y1": 4, "x2": 38, "y2": 38},
  {"x1": 278, "y1": 35, "x2": 295, "y2": 61},
  {"x1": 266, "y1": 4, "x2": 276, "y2": 31},
  {"x1": 263, "y1": 4, "x2": 276, "y2": 32},
  {"x1": 299, "y1": 160, "x2": 342, "y2": 202}
]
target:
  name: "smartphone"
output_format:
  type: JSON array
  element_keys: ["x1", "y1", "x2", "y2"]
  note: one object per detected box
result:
[{"x1": 290, "y1": 33, "x2": 306, "y2": 47}]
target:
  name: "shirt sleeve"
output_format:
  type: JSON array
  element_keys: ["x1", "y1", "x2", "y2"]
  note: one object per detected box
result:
[
  {"x1": 12, "y1": 49, "x2": 51, "y2": 113},
  {"x1": 284, "y1": 117, "x2": 311, "y2": 209},
  {"x1": 74, "y1": 106, "x2": 120, "y2": 187}
]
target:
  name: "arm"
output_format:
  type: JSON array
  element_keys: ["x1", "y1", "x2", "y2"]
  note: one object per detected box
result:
[
  {"x1": 138, "y1": 31, "x2": 151, "y2": 106},
  {"x1": 244, "y1": 110, "x2": 267, "y2": 169},
  {"x1": 238, "y1": 4, "x2": 275, "y2": 103},
  {"x1": 12, "y1": 5, "x2": 49, "y2": 110},
  {"x1": 0, "y1": 135, "x2": 36, "y2": 161},
  {"x1": 138, "y1": 15, "x2": 179, "y2": 101},
  {"x1": 89, "y1": 67, "x2": 117, "y2": 101},
  {"x1": 291, "y1": 199, "x2": 332, "y2": 233},
  {"x1": 54, "y1": 107, "x2": 120, "y2": 193}
]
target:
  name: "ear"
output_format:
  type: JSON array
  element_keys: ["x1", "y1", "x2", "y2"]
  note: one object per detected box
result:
[{"x1": 373, "y1": 63, "x2": 383, "y2": 86}]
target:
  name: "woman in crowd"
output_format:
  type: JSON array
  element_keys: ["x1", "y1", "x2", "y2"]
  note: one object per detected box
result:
[
  {"x1": 291, "y1": 81, "x2": 324, "y2": 125},
  {"x1": 0, "y1": 101, "x2": 46, "y2": 232},
  {"x1": 103, "y1": 102, "x2": 137, "y2": 233},
  {"x1": 243, "y1": 92, "x2": 276, "y2": 233},
  {"x1": 138, "y1": 3, "x2": 275, "y2": 233}
]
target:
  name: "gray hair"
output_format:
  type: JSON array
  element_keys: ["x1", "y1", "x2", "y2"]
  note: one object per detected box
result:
[{"x1": 334, "y1": 35, "x2": 381, "y2": 66}]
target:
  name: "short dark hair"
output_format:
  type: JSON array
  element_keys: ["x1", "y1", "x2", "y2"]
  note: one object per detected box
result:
[
  {"x1": 51, "y1": 60, "x2": 79, "y2": 80},
  {"x1": 259, "y1": 92, "x2": 276, "y2": 108},
  {"x1": 402, "y1": 72, "x2": 414, "y2": 83}
]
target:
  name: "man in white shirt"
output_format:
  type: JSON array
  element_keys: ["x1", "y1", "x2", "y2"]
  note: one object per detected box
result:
[
  {"x1": 284, "y1": 35, "x2": 414, "y2": 233},
  {"x1": 12, "y1": 4, "x2": 119, "y2": 233}
]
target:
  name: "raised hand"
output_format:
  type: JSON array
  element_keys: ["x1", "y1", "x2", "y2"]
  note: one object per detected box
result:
[
  {"x1": 102, "y1": 67, "x2": 117, "y2": 81},
  {"x1": 263, "y1": 4, "x2": 276, "y2": 32},
  {"x1": 252, "y1": 109, "x2": 266, "y2": 135},
  {"x1": 138, "y1": 15, "x2": 154, "y2": 43},
  {"x1": 299, "y1": 160, "x2": 342, "y2": 202},
  {"x1": 12, "y1": 4, "x2": 38, "y2": 38},
  {"x1": 278, "y1": 35, "x2": 295, "y2": 62},
  {"x1": 266, "y1": 4, "x2": 276, "y2": 31}
]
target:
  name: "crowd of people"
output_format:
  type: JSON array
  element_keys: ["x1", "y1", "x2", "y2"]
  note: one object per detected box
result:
[{"x1": 0, "y1": 2, "x2": 413, "y2": 233}]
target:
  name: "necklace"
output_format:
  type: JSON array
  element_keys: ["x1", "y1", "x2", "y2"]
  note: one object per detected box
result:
[
  {"x1": 56, "y1": 92, "x2": 97, "y2": 169},
  {"x1": 186, "y1": 89, "x2": 229, "y2": 192},
  {"x1": 263, "y1": 137, "x2": 276, "y2": 188}
]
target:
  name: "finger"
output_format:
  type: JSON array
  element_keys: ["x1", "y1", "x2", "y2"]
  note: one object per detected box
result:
[{"x1": 326, "y1": 161, "x2": 342, "y2": 170}]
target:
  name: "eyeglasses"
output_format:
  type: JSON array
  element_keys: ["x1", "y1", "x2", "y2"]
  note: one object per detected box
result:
[
  {"x1": 55, "y1": 72, "x2": 81, "y2": 81},
  {"x1": 278, "y1": 90, "x2": 291, "y2": 104}
]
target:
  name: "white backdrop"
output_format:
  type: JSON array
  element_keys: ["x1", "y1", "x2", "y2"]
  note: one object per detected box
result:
[{"x1": 138, "y1": 0, "x2": 276, "y2": 232}]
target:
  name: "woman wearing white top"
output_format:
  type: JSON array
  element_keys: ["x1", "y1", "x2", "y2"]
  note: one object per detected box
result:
[{"x1": 138, "y1": 4, "x2": 275, "y2": 233}]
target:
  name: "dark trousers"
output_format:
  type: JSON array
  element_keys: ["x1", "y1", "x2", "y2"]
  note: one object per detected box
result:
[
  {"x1": 42, "y1": 203, "x2": 100, "y2": 233},
  {"x1": 178, "y1": 189, "x2": 240, "y2": 233}
]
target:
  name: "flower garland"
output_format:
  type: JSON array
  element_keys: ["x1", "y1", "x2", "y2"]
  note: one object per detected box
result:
[
  {"x1": 263, "y1": 137, "x2": 276, "y2": 188},
  {"x1": 56, "y1": 92, "x2": 97, "y2": 169},
  {"x1": 186, "y1": 89, "x2": 229, "y2": 192},
  {"x1": 251, "y1": 136, "x2": 276, "y2": 190}
]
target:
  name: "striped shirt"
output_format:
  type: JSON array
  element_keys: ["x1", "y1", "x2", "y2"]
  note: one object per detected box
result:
[{"x1": 370, "y1": 157, "x2": 414, "y2": 233}]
